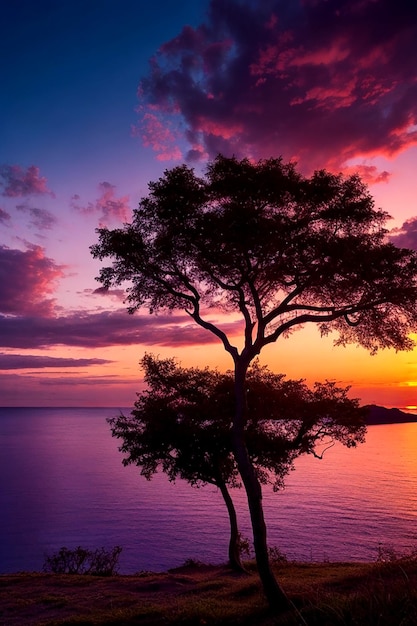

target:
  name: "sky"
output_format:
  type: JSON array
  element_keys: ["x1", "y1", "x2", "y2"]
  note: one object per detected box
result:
[{"x1": 1, "y1": 0, "x2": 417, "y2": 409}]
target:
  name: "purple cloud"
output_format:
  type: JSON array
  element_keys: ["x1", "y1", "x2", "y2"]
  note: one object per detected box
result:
[
  {"x1": 138, "y1": 0, "x2": 417, "y2": 173},
  {"x1": 0, "y1": 164, "x2": 54, "y2": 197},
  {"x1": 0, "y1": 244, "x2": 65, "y2": 317},
  {"x1": 92, "y1": 286, "x2": 126, "y2": 301},
  {"x1": 16, "y1": 205, "x2": 57, "y2": 231},
  {"x1": 389, "y1": 217, "x2": 417, "y2": 250},
  {"x1": 0, "y1": 207, "x2": 11, "y2": 225},
  {"x1": 36, "y1": 375, "x2": 134, "y2": 386},
  {"x1": 0, "y1": 354, "x2": 112, "y2": 370},
  {"x1": 0, "y1": 309, "x2": 242, "y2": 349}
]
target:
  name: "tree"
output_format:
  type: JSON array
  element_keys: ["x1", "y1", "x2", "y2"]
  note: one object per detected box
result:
[
  {"x1": 110, "y1": 353, "x2": 246, "y2": 572},
  {"x1": 109, "y1": 354, "x2": 366, "y2": 573},
  {"x1": 91, "y1": 155, "x2": 417, "y2": 610}
]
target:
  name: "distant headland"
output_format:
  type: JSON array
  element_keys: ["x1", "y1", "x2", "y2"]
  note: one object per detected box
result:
[{"x1": 365, "y1": 405, "x2": 417, "y2": 425}]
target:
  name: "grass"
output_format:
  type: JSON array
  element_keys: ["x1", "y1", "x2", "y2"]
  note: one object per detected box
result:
[{"x1": 1, "y1": 558, "x2": 417, "y2": 625}]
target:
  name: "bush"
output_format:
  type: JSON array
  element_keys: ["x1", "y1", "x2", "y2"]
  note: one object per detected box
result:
[
  {"x1": 237, "y1": 534, "x2": 251, "y2": 558},
  {"x1": 237, "y1": 535, "x2": 288, "y2": 564},
  {"x1": 376, "y1": 543, "x2": 417, "y2": 563},
  {"x1": 43, "y1": 545, "x2": 122, "y2": 576},
  {"x1": 267, "y1": 545, "x2": 288, "y2": 564}
]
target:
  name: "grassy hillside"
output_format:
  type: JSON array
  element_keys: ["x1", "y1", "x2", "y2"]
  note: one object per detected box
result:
[{"x1": 1, "y1": 558, "x2": 417, "y2": 625}]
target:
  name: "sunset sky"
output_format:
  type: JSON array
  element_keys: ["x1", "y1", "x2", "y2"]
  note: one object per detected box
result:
[{"x1": 2, "y1": 0, "x2": 417, "y2": 409}]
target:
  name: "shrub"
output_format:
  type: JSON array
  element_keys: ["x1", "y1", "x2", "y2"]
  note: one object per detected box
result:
[
  {"x1": 237, "y1": 534, "x2": 251, "y2": 558},
  {"x1": 376, "y1": 544, "x2": 417, "y2": 563},
  {"x1": 237, "y1": 535, "x2": 288, "y2": 564},
  {"x1": 43, "y1": 545, "x2": 122, "y2": 576},
  {"x1": 268, "y1": 545, "x2": 288, "y2": 564}
]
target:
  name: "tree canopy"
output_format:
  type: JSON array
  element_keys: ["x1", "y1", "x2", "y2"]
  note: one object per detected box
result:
[
  {"x1": 109, "y1": 354, "x2": 366, "y2": 570},
  {"x1": 92, "y1": 154, "x2": 417, "y2": 610},
  {"x1": 92, "y1": 155, "x2": 417, "y2": 361}
]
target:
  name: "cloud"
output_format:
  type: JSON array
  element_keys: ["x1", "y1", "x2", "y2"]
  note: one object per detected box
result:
[
  {"x1": 134, "y1": 112, "x2": 183, "y2": 161},
  {"x1": 389, "y1": 217, "x2": 417, "y2": 250},
  {"x1": 0, "y1": 244, "x2": 65, "y2": 316},
  {"x1": 0, "y1": 164, "x2": 54, "y2": 197},
  {"x1": 0, "y1": 207, "x2": 11, "y2": 225},
  {"x1": 0, "y1": 354, "x2": 112, "y2": 370},
  {"x1": 96, "y1": 182, "x2": 131, "y2": 226},
  {"x1": 341, "y1": 164, "x2": 391, "y2": 185},
  {"x1": 71, "y1": 182, "x2": 132, "y2": 226},
  {"x1": 0, "y1": 371, "x2": 138, "y2": 407},
  {"x1": 0, "y1": 309, "x2": 242, "y2": 349},
  {"x1": 35, "y1": 375, "x2": 133, "y2": 386},
  {"x1": 16, "y1": 204, "x2": 57, "y2": 230},
  {"x1": 92, "y1": 286, "x2": 126, "y2": 301},
  {"x1": 138, "y1": 0, "x2": 417, "y2": 172}
]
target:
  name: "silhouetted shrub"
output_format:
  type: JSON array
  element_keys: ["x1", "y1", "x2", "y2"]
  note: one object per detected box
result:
[
  {"x1": 237, "y1": 535, "x2": 288, "y2": 564},
  {"x1": 237, "y1": 534, "x2": 251, "y2": 558},
  {"x1": 43, "y1": 545, "x2": 122, "y2": 576},
  {"x1": 267, "y1": 545, "x2": 288, "y2": 564},
  {"x1": 376, "y1": 543, "x2": 417, "y2": 563}
]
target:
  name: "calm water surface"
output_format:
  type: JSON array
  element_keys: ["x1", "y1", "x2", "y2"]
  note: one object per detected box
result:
[{"x1": 1, "y1": 407, "x2": 417, "y2": 573}]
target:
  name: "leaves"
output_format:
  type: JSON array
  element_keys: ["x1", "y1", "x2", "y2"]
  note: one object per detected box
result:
[
  {"x1": 91, "y1": 154, "x2": 417, "y2": 358},
  {"x1": 109, "y1": 356, "x2": 366, "y2": 492}
]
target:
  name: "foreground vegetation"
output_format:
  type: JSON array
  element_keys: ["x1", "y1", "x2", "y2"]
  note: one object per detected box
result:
[
  {"x1": 92, "y1": 154, "x2": 417, "y2": 608},
  {"x1": 2, "y1": 557, "x2": 417, "y2": 625}
]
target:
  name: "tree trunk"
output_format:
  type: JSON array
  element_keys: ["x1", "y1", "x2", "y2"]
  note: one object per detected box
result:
[
  {"x1": 232, "y1": 359, "x2": 289, "y2": 612},
  {"x1": 217, "y1": 478, "x2": 246, "y2": 573}
]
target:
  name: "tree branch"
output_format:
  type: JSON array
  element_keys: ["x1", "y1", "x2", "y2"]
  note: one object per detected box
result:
[{"x1": 187, "y1": 303, "x2": 239, "y2": 359}]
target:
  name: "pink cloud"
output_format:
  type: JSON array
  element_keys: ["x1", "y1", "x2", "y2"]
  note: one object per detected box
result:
[
  {"x1": 195, "y1": 117, "x2": 243, "y2": 139},
  {"x1": 138, "y1": 0, "x2": 417, "y2": 172},
  {"x1": 341, "y1": 164, "x2": 391, "y2": 185},
  {"x1": 0, "y1": 165, "x2": 54, "y2": 197},
  {"x1": 0, "y1": 244, "x2": 65, "y2": 317},
  {"x1": 96, "y1": 182, "x2": 131, "y2": 226},
  {"x1": 71, "y1": 183, "x2": 132, "y2": 226},
  {"x1": 134, "y1": 112, "x2": 182, "y2": 161},
  {"x1": 291, "y1": 80, "x2": 358, "y2": 110}
]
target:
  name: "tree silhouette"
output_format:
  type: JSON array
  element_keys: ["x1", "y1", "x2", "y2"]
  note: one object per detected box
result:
[
  {"x1": 110, "y1": 354, "x2": 246, "y2": 572},
  {"x1": 109, "y1": 354, "x2": 366, "y2": 572},
  {"x1": 92, "y1": 155, "x2": 417, "y2": 610}
]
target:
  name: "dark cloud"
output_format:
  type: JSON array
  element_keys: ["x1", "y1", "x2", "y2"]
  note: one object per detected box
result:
[
  {"x1": 0, "y1": 207, "x2": 11, "y2": 225},
  {"x1": 0, "y1": 164, "x2": 54, "y2": 197},
  {"x1": 71, "y1": 182, "x2": 131, "y2": 226},
  {"x1": 36, "y1": 375, "x2": 133, "y2": 386},
  {"x1": 389, "y1": 217, "x2": 417, "y2": 250},
  {"x1": 92, "y1": 286, "x2": 126, "y2": 301},
  {"x1": 16, "y1": 204, "x2": 57, "y2": 230},
  {"x1": 0, "y1": 354, "x2": 112, "y2": 370},
  {"x1": 0, "y1": 244, "x2": 65, "y2": 316},
  {"x1": 0, "y1": 372, "x2": 138, "y2": 407},
  {"x1": 0, "y1": 309, "x2": 241, "y2": 349},
  {"x1": 138, "y1": 0, "x2": 417, "y2": 173}
]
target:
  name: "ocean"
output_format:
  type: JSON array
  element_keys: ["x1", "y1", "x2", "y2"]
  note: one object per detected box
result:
[{"x1": 1, "y1": 407, "x2": 417, "y2": 574}]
